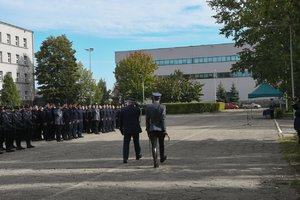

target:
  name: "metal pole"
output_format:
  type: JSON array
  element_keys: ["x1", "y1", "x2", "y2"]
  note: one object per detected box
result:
[
  {"x1": 289, "y1": 25, "x2": 295, "y2": 99},
  {"x1": 85, "y1": 48, "x2": 94, "y2": 104},
  {"x1": 142, "y1": 76, "x2": 145, "y2": 104},
  {"x1": 214, "y1": 69, "x2": 217, "y2": 103}
]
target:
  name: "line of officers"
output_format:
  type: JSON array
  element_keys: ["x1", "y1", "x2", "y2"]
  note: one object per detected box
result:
[{"x1": 0, "y1": 103, "x2": 124, "y2": 153}]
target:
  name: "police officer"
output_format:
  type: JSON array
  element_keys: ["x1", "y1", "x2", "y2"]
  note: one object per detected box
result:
[
  {"x1": 146, "y1": 92, "x2": 167, "y2": 168},
  {"x1": 119, "y1": 98, "x2": 142, "y2": 163},
  {"x1": 2, "y1": 106, "x2": 14, "y2": 152},
  {"x1": 23, "y1": 105, "x2": 35, "y2": 148}
]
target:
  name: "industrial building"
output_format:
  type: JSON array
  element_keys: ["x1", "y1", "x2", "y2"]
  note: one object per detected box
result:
[{"x1": 115, "y1": 43, "x2": 256, "y2": 102}]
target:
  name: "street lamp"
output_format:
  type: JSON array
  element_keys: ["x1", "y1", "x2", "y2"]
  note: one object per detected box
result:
[{"x1": 85, "y1": 48, "x2": 94, "y2": 103}]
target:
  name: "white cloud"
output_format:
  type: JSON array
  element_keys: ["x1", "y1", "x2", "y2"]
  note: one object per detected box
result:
[{"x1": 0, "y1": 0, "x2": 218, "y2": 37}]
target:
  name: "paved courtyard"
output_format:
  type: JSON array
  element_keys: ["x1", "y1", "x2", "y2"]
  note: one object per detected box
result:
[{"x1": 0, "y1": 110, "x2": 299, "y2": 200}]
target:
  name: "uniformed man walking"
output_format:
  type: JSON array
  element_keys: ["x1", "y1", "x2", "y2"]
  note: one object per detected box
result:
[
  {"x1": 146, "y1": 92, "x2": 167, "y2": 168},
  {"x1": 119, "y1": 99, "x2": 142, "y2": 163}
]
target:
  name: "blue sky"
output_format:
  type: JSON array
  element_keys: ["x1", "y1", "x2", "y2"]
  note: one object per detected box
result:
[{"x1": 0, "y1": 0, "x2": 232, "y2": 90}]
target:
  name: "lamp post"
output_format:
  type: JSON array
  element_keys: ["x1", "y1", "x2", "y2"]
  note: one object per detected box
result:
[
  {"x1": 289, "y1": 25, "x2": 295, "y2": 99},
  {"x1": 85, "y1": 48, "x2": 94, "y2": 103}
]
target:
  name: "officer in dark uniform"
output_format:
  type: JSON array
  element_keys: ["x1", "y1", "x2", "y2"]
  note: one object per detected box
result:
[
  {"x1": 23, "y1": 105, "x2": 35, "y2": 148},
  {"x1": 86, "y1": 105, "x2": 93, "y2": 134},
  {"x1": 77, "y1": 105, "x2": 84, "y2": 138},
  {"x1": 119, "y1": 98, "x2": 142, "y2": 163},
  {"x1": 13, "y1": 106, "x2": 25, "y2": 150},
  {"x1": 62, "y1": 104, "x2": 72, "y2": 140},
  {"x1": 292, "y1": 97, "x2": 300, "y2": 143},
  {"x1": 2, "y1": 106, "x2": 14, "y2": 152},
  {"x1": 0, "y1": 106, "x2": 5, "y2": 152},
  {"x1": 146, "y1": 92, "x2": 167, "y2": 168}
]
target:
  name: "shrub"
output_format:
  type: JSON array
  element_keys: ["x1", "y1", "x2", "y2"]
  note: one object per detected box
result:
[{"x1": 163, "y1": 102, "x2": 224, "y2": 114}]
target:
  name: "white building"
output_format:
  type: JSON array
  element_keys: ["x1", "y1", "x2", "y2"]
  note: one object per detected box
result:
[
  {"x1": 115, "y1": 43, "x2": 257, "y2": 102},
  {"x1": 0, "y1": 21, "x2": 34, "y2": 103}
]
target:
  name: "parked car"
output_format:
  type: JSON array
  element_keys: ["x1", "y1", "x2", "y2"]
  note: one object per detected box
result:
[
  {"x1": 225, "y1": 103, "x2": 240, "y2": 109},
  {"x1": 242, "y1": 103, "x2": 262, "y2": 109}
]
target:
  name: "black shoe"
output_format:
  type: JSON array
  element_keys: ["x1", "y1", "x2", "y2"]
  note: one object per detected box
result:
[
  {"x1": 0, "y1": 151, "x2": 3, "y2": 154},
  {"x1": 0, "y1": 147, "x2": 6, "y2": 151},
  {"x1": 6, "y1": 149, "x2": 14, "y2": 152},
  {"x1": 78, "y1": 135, "x2": 84, "y2": 138},
  {"x1": 123, "y1": 160, "x2": 127, "y2": 163},
  {"x1": 16, "y1": 146, "x2": 25, "y2": 150},
  {"x1": 154, "y1": 163, "x2": 159, "y2": 168},
  {"x1": 136, "y1": 154, "x2": 142, "y2": 160},
  {"x1": 160, "y1": 155, "x2": 167, "y2": 163},
  {"x1": 27, "y1": 145, "x2": 35, "y2": 148}
]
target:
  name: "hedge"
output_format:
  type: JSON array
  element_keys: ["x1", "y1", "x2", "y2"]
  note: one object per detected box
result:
[{"x1": 162, "y1": 102, "x2": 225, "y2": 114}]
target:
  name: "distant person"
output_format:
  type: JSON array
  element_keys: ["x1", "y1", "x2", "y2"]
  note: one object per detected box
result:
[
  {"x1": 292, "y1": 96, "x2": 300, "y2": 143},
  {"x1": 269, "y1": 98, "x2": 276, "y2": 119},
  {"x1": 146, "y1": 92, "x2": 167, "y2": 168},
  {"x1": 119, "y1": 99, "x2": 142, "y2": 163}
]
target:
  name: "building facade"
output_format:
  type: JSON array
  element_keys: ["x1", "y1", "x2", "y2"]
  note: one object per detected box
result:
[
  {"x1": 0, "y1": 21, "x2": 34, "y2": 103},
  {"x1": 115, "y1": 43, "x2": 257, "y2": 102}
]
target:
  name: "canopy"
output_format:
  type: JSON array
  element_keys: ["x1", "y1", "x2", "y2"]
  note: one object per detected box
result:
[{"x1": 248, "y1": 83, "x2": 283, "y2": 99}]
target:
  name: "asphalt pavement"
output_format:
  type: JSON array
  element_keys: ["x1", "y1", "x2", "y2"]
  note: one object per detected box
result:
[{"x1": 0, "y1": 109, "x2": 299, "y2": 200}]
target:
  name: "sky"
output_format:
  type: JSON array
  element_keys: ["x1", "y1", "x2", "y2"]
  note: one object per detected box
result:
[{"x1": 0, "y1": 0, "x2": 232, "y2": 90}]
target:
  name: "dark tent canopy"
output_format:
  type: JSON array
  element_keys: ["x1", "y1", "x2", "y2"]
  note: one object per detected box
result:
[{"x1": 248, "y1": 83, "x2": 283, "y2": 99}]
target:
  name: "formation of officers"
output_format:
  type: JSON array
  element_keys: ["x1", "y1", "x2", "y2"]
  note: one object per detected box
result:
[{"x1": 0, "y1": 103, "x2": 123, "y2": 154}]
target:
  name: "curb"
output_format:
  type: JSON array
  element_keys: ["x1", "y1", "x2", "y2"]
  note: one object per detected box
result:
[{"x1": 274, "y1": 119, "x2": 284, "y2": 138}]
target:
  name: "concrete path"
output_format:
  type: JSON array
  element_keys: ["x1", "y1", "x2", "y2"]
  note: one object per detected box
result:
[{"x1": 0, "y1": 109, "x2": 299, "y2": 200}]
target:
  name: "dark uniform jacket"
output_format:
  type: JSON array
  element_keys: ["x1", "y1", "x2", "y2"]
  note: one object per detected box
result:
[
  {"x1": 145, "y1": 102, "x2": 166, "y2": 132},
  {"x1": 292, "y1": 103, "x2": 300, "y2": 131},
  {"x1": 119, "y1": 105, "x2": 142, "y2": 135}
]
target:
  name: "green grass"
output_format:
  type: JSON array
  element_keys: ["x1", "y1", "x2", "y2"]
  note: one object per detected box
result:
[{"x1": 279, "y1": 136, "x2": 300, "y2": 190}]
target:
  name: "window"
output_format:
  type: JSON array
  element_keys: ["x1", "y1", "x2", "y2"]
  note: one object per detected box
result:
[
  {"x1": 24, "y1": 91, "x2": 28, "y2": 100},
  {"x1": 23, "y1": 38, "x2": 27, "y2": 48},
  {"x1": 0, "y1": 71, "x2": 3, "y2": 81},
  {"x1": 0, "y1": 51, "x2": 2, "y2": 62},
  {"x1": 7, "y1": 53, "x2": 11, "y2": 63},
  {"x1": 7, "y1": 34, "x2": 11, "y2": 44},
  {"x1": 24, "y1": 73, "x2": 28, "y2": 82},
  {"x1": 16, "y1": 54, "x2": 20, "y2": 64},
  {"x1": 15, "y1": 36, "x2": 19, "y2": 46},
  {"x1": 24, "y1": 55, "x2": 28, "y2": 65},
  {"x1": 187, "y1": 58, "x2": 192, "y2": 64},
  {"x1": 0, "y1": 32, "x2": 2, "y2": 42},
  {"x1": 16, "y1": 73, "x2": 20, "y2": 82}
]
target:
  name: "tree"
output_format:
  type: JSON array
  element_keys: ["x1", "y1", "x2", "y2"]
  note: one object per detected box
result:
[
  {"x1": 76, "y1": 62, "x2": 95, "y2": 104},
  {"x1": 98, "y1": 79, "x2": 110, "y2": 103},
  {"x1": 156, "y1": 70, "x2": 203, "y2": 103},
  {"x1": 208, "y1": 0, "x2": 300, "y2": 98},
  {"x1": 1, "y1": 73, "x2": 22, "y2": 106},
  {"x1": 114, "y1": 51, "x2": 158, "y2": 102},
  {"x1": 216, "y1": 82, "x2": 226, "y2": 102},
  {"x1": 35, "y1": 35, "x2": 80, "y2": 104},
  {"x1": 229, "y1": 83, "x2": 239, "y2": 103}
]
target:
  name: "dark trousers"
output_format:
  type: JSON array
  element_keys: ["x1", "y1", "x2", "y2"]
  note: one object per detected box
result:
[
  {"x1": 92, "y1": 120, "x2": 99, "y2": 134},
  {"x1": 15, "y1": 129, "x2": 23, "y2": 148},
  {"x1": 25, "y1": 127, "x2": 33, "y2": 147},
  {"x1": 55, "y1": 124, "x2": 63, "y2": 141},
  {"x1": 148, "y1": 131, "x2": 165, "y2": 164},
  {"x1": 4, "y1": 130, "x2": 14, "y2": 150},
  {"x1": 123, "y1": 133, "x2": 141, "y2": 161},
  {"x1": 78, "y1": 121, "x2": 83, "y2": 137}
]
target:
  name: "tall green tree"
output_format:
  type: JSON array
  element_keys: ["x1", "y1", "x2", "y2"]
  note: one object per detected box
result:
[
  {"x1": 77, "y1": 62, "x2": 95, "y2": 104},
  {"x1": 114, "y1": 51, "x2": 158, "y2": 102},
  {"x1": 98, "y1": 79, "x2": 110, "y2": 103},
  {"x1": 216, "y1": 82, "x2": 226, "y2": 102},
  {"x1": 229, "y1": 83, "x2": 239, "y2": 103},
  {"x1": 208, "y1": 0, "x2": 300, "y2": 98},
  {"x1": 156, "y1": 70, "x2": 203, "y2": 103},
  {"x1": 35, "y1": 35, "x2": 80, "y2": 103},
  {"x1": 94, "y1": 80, "x2": 104, "y2": 103},
  {"x1": 1, "y1": 73, "x2": 22, "y2": 106}
]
